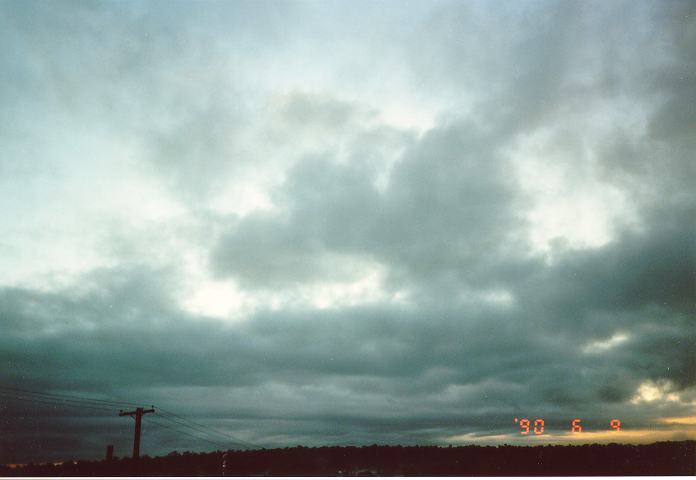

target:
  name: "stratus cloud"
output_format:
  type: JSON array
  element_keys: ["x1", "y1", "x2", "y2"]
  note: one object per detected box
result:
[{"x1": 1, "y1": 0, "x2": 695, "y2": 465}]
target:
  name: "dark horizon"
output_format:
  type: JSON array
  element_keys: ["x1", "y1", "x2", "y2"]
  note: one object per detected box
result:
[
  {"x1": 4, "y1": 442, "x2": 695, "y2": 476},
  {"x1": 2, "y1": 384, "x2": 691, "y2": 465}
]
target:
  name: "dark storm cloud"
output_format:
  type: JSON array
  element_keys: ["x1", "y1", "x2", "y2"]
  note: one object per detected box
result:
[
  {"x1": 533, "y1": 212, "x2": 694, "y2": 316},
  {"x1": 202, "y1": 0, "x2": 695, "y2": 452},
  {"x1": 413, "y1": 1, "x2": 673, "y2": 132},
  {"x1": 211, "y1": 115, "x2": 524, "y2": 290},
  {"x1": 2, "y1": 0, "x2": 695, "y2": 465},
  {"x1": 209, "y1": 0, "x2": 694, "y2": 294},
  {"x1": 3, "y1": 209, "x2": 694, "y2": 460}
]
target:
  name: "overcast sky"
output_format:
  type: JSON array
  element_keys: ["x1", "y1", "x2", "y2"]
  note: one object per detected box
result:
[{"x1": 1, "y1": 0, "x2": 695, "y2": 464}]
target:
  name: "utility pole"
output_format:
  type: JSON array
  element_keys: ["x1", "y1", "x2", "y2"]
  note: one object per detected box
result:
[{"x1": 119, "y1": 407, "x2": 155, "y2": 459}]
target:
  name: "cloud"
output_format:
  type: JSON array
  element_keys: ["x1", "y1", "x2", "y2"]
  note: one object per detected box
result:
[
  {"x1": 210, "y1": 114, "x2": 525, "y2": 294},
  {"x1": 1, "y1": 0, "x2": 695, "y2": 465}
]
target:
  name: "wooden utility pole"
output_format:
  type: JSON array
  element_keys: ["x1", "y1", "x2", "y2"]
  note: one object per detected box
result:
[{"x1": 119, "y1": 407, "x2": 155, "y2": 459}]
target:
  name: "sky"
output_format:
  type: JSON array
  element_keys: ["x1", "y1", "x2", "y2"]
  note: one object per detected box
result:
[{"x1": 1, "y1": 0, "x2": 695, "y2": 464}]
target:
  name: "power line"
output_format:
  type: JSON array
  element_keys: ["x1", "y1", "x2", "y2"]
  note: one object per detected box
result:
[
  {"x1": 0, "y1": 386, "x2": 141, "y2": 408},
  {"x1": 157, "y1": 407, "x2": 258, "y2": 448},
  {"x1": 155, "y1": 407, "x2": 257, "y2": 449},
  {"x1": 1, "y1": 386, "x2": 259, "y2": 452},
  {"x1": 158, "y1": 406, "x2": 259, "y2": 448},
  {"x1": 147, "y1": 416, "x2": 229, "y2": 450},
  {"x1": 1, "y1": 390, "x2": 239, "y2": 453},
  {"x1": 0, "y1": 389, "x2": 133, "y2": 414},
  {"x1": 0, "y1": 385, "x2": 140, "y2": 406},
  {"x1": 154, "y1": 412, "x2": 251, "y2": 450},
  {"x1": 0, "y1": 391, "x2": 118, "y2": 414}
]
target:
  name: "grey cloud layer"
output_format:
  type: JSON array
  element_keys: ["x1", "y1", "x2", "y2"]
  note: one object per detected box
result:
[
  {"x1": 1, "y1": 0, "x2": 695, "y2": 464},
  {"x1": 212, "y1": 117, "x2": 523, "y2": 290}
]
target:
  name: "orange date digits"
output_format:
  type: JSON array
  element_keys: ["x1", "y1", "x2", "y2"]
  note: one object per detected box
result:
[
  {"x1": 519, "y1": 418, "x2": 530, "y2": 435},
  {"x1": 533, "y1": 418, "x2": 544, "y2": 435},
  {"x1": 514, "y1": 417, "x2": 622, "y2": 435}
]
